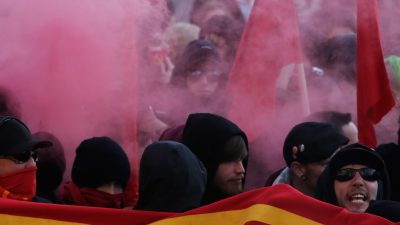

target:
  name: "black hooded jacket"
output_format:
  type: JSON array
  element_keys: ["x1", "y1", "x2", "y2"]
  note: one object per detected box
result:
[
  {"x1": 135, "y1": 141, "x2": 207, "y2": 212},
  {"x1": 316, "y1": 143, "x2": 390, "y2": 206},
  {"x1": 182, "y1": 113, "x2": 249, "y2": 205}
]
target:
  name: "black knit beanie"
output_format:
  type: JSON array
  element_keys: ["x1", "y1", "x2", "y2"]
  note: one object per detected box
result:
[{"x1": 72, "y1": 136, "x2": 131, "y2": 190}]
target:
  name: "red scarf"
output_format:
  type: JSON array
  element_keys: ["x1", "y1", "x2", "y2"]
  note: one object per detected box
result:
[
  {"x1": 0, "y1": 166, "x2": 37, "y2": 201},
  {"x1": 62, "y1": 181, "x2": 124, "y2": 208}
]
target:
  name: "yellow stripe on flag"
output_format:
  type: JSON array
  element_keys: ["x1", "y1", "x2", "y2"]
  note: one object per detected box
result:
[
  {"x1": 150, "y1": 204, "x2": 323, "y2": 225},
  {"x1": 0, "y1": 214, "x2": 88, "y2": 225}
]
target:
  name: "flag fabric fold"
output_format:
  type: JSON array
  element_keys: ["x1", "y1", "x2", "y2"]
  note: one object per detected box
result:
[
  {"x1": 0, "y1": 184, "x2": 393, "y2": 225},
  {"x1": 226, "y1": 0, "x2": 305, "y2": 141},
  {"x1": 357, "y1": 0, "x2": 396, "y2": 147}
]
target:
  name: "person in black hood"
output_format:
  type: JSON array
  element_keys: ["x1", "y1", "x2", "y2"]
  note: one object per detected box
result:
[
  {"x1": 135, "y1": 141, "x2": 207, "y2": 212},
  {"x1": 62, "y1": 136, "x2": 131, "y2": 209},
  {"x1": 316, "y1": 143, "x2": 390, "y2": 213},
  {"x1": 182, "y1": 113, "x2": 248, "y2": 205}
]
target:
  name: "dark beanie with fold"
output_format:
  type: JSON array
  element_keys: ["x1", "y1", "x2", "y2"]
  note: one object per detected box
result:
[{"x1": 72, "y1": 136, "x2": 131, "y2": 190}]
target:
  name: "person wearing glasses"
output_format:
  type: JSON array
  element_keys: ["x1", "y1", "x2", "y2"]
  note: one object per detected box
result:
[
  {"x1": 0, "y1": 116, "x2": 52, "y2": 202},
  {"x1": 316, "y1": 143, "x2": 390, "y2": 213},
  {"x1": 158, "y1": 39, "x2": 229, "y2": 126}
]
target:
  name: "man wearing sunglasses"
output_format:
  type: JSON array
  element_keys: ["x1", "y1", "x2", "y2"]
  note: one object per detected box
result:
[
  {"x1": 0, "y1": 116, "x2": 52, "y2": 202},
  {"x1": 316, "y1": 143, "x2": 390, "y2": 213}
]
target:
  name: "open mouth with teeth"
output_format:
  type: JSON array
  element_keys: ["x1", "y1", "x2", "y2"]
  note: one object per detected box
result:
[{"x1": 349, "y1": 193, "x2": 367, "y2": 203}]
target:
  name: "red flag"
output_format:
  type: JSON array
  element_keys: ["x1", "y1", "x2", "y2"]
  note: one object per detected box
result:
[
  {"x1": 357, "y1": 0, "x2": 395, "y2": 147},
  {"x1": 226, "y1": 0, "x2": 305, "y2": 141},
  {"x1": 153, "y1": 184, "x2": 393, "y2": 225},
  {"x1": 0, "y1": 185, "x2": 393, "y2": 224}
]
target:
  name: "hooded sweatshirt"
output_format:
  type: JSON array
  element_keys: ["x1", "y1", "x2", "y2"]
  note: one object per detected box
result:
[
  {"x1": 135, "y1": 141, "x2": 207, "y2": 212},
  {"x1": 182, "y1": 113, "x2": 249, "y2": 205},
  {"x1": 316, "y1": 143, "x2": 390, "y2": 207}
]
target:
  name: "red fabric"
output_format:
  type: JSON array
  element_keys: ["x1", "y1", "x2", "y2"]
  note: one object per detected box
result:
[
  {"x1": 357, "y1": 0, "x2": 395, "y2": 147},
  {"x1": 226, "y1": 0, "x2": 303, "y2": 141},
  {"x1": 0, "y1": 198, "x2": 172, "y2": 225},
  {"x1": 0, "y1": 166, "x2": 36, "y2": 201},
  {"x1": 171, "y1": 184, "x2": 393, "y2": 225},
  {"x1": 61, "y1": 182, "x2": 124, "y2": 208},
  {"x1": 0, "y1": 184, "x2": 394, "y2": 224}
]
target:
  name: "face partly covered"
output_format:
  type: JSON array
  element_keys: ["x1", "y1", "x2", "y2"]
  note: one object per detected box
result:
[
  {"x1": 0, "y1": 150, "x2": 37, "y2": 177},
  {"x1": 334, "y1": 164, "x2": 379, "y2": 212}
]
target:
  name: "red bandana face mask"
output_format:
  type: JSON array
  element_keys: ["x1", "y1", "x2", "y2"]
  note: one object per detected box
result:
[
  {"x1": 80, "y1": 188, "x2": 124, "y2": 208},
  {"x1": 0, "y1": 167, "x2": 37, "y2": 201},
  {"x1": 62, "y1": 182, "x2": 124, "y2": 208}
]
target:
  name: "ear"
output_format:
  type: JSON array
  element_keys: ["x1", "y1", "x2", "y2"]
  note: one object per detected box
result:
[{"x1": 291, "y1": 161, "x2": 306, "y2": 179}]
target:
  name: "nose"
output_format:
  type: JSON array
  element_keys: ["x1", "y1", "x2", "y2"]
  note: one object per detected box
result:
[
  {"x1": 351, "y1": 171, "x2": 365, "y2": 187},
  {"x1": 234, "y1": 161, "x2": 245, "y2": 174},
  {"x1": 197, "y1": 74, "x2": 210, "y2": 84},
  {"x1": 24, "y1": 157, "x2": 36, "y2": 168}
]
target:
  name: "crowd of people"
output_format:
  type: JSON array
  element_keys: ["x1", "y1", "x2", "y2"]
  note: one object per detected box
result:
[
  {"x1": 0, "y1": 109, "x2": 400, "y2": 221},
  {"x1": 1, "y1": 0, "x2": 400, "y2": 223}
]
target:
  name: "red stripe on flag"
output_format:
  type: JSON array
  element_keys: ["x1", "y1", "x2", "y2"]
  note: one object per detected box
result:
[
  {"x1": 0, "y1": 185, "x2": 393, "y2": 224},
  {"x1": 154, "y1": 184, "x2": 393, "y2": 225}
]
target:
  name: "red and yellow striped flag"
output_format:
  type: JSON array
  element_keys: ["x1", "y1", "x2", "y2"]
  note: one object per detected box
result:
[{"x1": 0, "y1": 184, "x2": 393, "y2": 224}]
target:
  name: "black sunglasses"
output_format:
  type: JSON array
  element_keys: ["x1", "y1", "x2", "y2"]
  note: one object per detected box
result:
[
  {"x1": 0, "y1": 150, "x2": 38, "y2": 164},
  {"x1": 334, "y1": 167, "x2": 381, "y2": 182}
]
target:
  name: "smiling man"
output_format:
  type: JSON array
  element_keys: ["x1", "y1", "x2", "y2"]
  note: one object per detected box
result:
[{"x1": 316, "y1": 143, "x2": 390, "y2": 212}]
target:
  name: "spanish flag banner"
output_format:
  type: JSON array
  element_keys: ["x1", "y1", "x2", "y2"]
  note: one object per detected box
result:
[{"x1": 0, "y1": 184, "x2": 394, "y2": 225}]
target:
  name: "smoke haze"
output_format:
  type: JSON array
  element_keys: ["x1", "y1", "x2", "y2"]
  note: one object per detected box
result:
[{"x1": 1, "y1": 0, "x2": 399, "y2": 191}]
